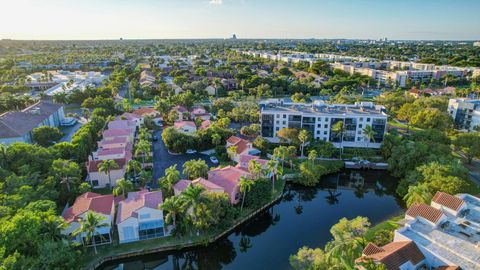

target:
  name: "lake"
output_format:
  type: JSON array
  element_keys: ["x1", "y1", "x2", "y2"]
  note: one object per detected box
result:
[{"x1": 100, "y1": 169, "x2": 404, "y2": 270}]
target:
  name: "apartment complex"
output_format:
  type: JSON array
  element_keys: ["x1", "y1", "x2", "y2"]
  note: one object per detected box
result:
[
  {"x1": 260, "y1": 99, "x2": 387, "y2": 148},
  {"x1": 241, "y1": 50, "x2": 473, "y2": 88},
  {"x1": 358, "y1": 192, "x2": 480, "y2": 270},
  {"x1": 448, "y1": 98, "x2": 480, "y2": 131},
  {"x1": 0, "y1": 99, "x2": 65, "y2": 144}
]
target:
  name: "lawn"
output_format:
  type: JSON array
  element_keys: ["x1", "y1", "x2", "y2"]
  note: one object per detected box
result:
[{"x1": 364, "y1": 213, "x2": 404, "y2": 242}]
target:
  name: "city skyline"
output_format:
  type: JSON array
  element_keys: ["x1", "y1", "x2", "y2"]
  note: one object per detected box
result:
[{"x1": 0, "y1": 0, "x2": 479, "y2": 40}]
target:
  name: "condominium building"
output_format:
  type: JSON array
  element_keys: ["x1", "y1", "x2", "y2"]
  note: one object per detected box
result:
[
  {"x1": 448, "y1": 98, "x2": 480, "y2": 131},
  {"x1": 260, "y1": 100, "x2": 387, "y2": 148}
]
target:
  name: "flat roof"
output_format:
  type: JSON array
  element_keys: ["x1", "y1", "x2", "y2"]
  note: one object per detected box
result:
[{"x1": 261, "y1": 103, "x2": 386, "y2": 117}]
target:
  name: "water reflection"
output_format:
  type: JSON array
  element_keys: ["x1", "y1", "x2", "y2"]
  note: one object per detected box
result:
[{"x1": 100, "y1": 170, "x2": 403, "y2": 270}]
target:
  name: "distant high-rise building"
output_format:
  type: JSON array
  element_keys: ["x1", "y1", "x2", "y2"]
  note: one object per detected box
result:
[
  {"x1": 232, "y1": 34, "x2": 237, "y2": 40},
  {"x1": 474, "y1": 41, "x2": 480, "y2": 47}
]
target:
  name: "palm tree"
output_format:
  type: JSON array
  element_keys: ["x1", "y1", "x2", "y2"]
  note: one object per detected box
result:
[
  {"x1": 239, "y1": 176, "x2": 254, "y2": 212},
  {"x1": 126, "y1": 160, "x2": 142, "y2": 180},
  {"x1": 239, "y1": 236, "x2": 252, "y2": 253},
  {"x1": 298, "y1": 130, "x2": 309, "y2": 157},
  {"x1": 308, "y1": 149, "x2": 317, "y2": 165},
  {"x1": 135, "y1": 140, "x2": 151, "y2": 168},
  {"x1": 160, "y1": 195, "x2": 183, "y2": 227},
  {"x1": 266, "y1": 159, "x2": 282, "y2": 193},
  {"x1": 82, "y1": 108, "x2": 91, "y2": 122},
  {"x1": 0, "y1": 143, "x2": 8, "y2": 169},
  {"x1": 227, "y1": 145, "x2": 237, "y2": 160},
  {"x1": 404, "y1": 183, "x2": 433, "y2": 207},
  {"x1": 160, "y1": 164, "x2": 181, "y2": 196},
  {"x1": 273, "y1": 146, "x2": 287, "y2": 170},
  {"x1": 98, "y1": 159, "x2": 119, "y2": 190},
  {"x1": 248, "y1": 159, "x2": 262, "y2": 179},
  {"x1": 181, "y1": 185, "x2": 204, "y2": 224},
  {"x1": 331, "y1": 121, "x2": 345, "y2": 158},
  {"x1": 211, "y1": 133, "x2": 221, "y2": 146},
  {"x1": 113, "y1": 178, "x2": 133, "y2": 197},
  {"x1": 72, "y1": 211, "x2": 109, "y2": 254},
  {"x1": 182, "y1": 159, "x2": 208, "y2": 180},
  {"x1": 362, "y1": 125, "x2": 376, "y2": 148}
]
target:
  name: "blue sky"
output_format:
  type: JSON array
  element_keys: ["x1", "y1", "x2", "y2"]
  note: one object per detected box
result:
[{"x1": 0, "y1": 0, "x2": 479, "y2": 40}]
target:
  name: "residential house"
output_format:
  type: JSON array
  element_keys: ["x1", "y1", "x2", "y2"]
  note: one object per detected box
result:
[
  {"x1": 133, "y1": 107, "x2": 160, "y2": 118},
  {"x1": 237, "y1": 154, "x2": 268, "y2": 171},
  {"x1": 61, "y1": 192, "x2": 115, "y2": 246},
  {"x1": 205, "y1": 85, "x2": 217, "y2": 96},
  {"x1": 173, "y1": 105, "x2": 189, "y2": 120},
  {"x1": 174, "y1": 121, "x2": 197, "y2": 134},
  {"x1": 139, "y1": 70, "x2": 158, "y2": 89},
  {"x1": 221, "y1": 78, "x2": 238, "y2": 90},
  {"x1": 116, "y1": 190, "x2": 166, "y2": 243},
  {"x1": 190, "y1": 106, "x2": 211, "y2": 120},
  {"x1": 207, "y1": 166, "x2": 252, "y2": 204},
  {"x1": 356, "y1": 241, "x2": 426, "y2": 270},
  {"x1": 0, "y1": 99, "x2": 65, "y2": 144},
  {"x1": 226, "y1": 136, "x2": 257, "y2": 162},
  {"x1": 117, "y1": 113, "x2": 143, "y2": 127},
  {"x1": 102, "y1": 129, "x2": 135, "y2": 142},
  {"x1": 87, "y1": 158, "x2": 127, "y2": 188},
  {"x1": 199, "y1": 120, "x2": 212, "y2": 130},
  {"x1": 389, "y1": 192, "x2": 480, "y2": 269},
  {"x1": 173, "y1": 178, "x2": 225, "y2": 196}
]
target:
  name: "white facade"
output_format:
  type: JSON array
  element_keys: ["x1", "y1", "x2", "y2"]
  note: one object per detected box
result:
[
  {"x1": 260, "y1": 101, "x2": 387, "y2": 148},
  {"x1": 448, "y1": 98, "x2": 480, "y2": 131},
  {"x1": 117, "y1": 207, "x2": 165, "y2": 243},
  {"x1": 88, "y1": 168, "x2": 126, "y2": 189}
]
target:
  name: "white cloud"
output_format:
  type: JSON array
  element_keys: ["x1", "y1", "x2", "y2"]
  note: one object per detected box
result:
[{"x1": 209, "y1": 0, "x2": 223, "y2": 5}]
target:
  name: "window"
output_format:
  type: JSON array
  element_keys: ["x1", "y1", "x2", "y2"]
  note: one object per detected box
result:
[
  {"x1": 317, "y1": 130, "x2": 320, "y2": 135},
  {"x1": 283, "y1": 114, "x2": 286, "y2": 118},
  {"x1": 325, "y1": 117, "x2": 329, "y2": 121},
  {"x1": 324, "y1": 131, "x2": 327, "y2": 135},
  {"x1": 323, "y1": 137, "x2": 327, "y2": 141},
  {"x1": 140, "y1": 214, "x2": 151, "y2": 219},
  {"x1": 324, "y1": 124, "x2": 328, "y2": 128},
  {"x1": 276, "y1": 127, "x2": 279, "y2": 131},
  {"x1": 317, "y1": 117, "x2": 322, "y2": 121},
  {"x1": 283, "y1": 121, "x2": 286, "y2": 125},
  {"x1": 359, "y1": 124, "x2": 363, "y2": 128},
  {"x1": 276, "y1": 114, "x2": 280, "y2": 118},
  {"x1": 367, "y1": 118, "x2": 371, "y2": 122},
  {"x1": 358, "y1": 131, "x2": 361, "y2": 134},
  {"x1": 359, "y1": 117, "x2": 363, "y2": 121},
  {"x1": 317, "y1": 124, "x2": 321, "y2": 128},
  {"x1": 92, "y1": 180, "x2": 99, "y2": 187}
]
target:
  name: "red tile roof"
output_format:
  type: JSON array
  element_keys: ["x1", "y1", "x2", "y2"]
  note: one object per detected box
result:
[
  {"x1": 435, "y1": 266, "x2": 460, "y2": 270},
  {"x1": 133, "y1": 107, "x2": 159, "y2": 116},
  {"x1": 174, "y1": 121, "x2": 196, "y2": 129},
  {"x1": 87, "y1": 158, "x2": 126, "y2": 173},
  {"x1": 116, "y1": 190, "x2": 163, "y2": 224},
  {"x1": 226, "y1": 136, "x2": 252, "y2": 154},
  {"x1": 208, "y1": 166, "x2": 252, "y2": 202},
  {"x1": 62, "y1": 192, "x2": 114, "y2": 223},
  {"x1": 227, "y1": 136, "x2": 242, "y2": 144},
  {"x1": 103, "y1": 128, "x2": 134, "y2": 138},
  {"x1": 173, "y1": 180, "x2": 192, "y2": 193},
  {"x1": 406, "y1": 203, "x2": 445, "y2": 224},
  {"x1": 358, "y1": 241, "x2": 425, "y2": 270},
  {"x1": 199, "y1": 120, "x2": 211, "y2": 130},
  {"x1": 174, "y1": 105, "x2": 188, "y2": 113},
  {"x1": 432, "y1": 191, "x2": 465, "y2": 211},
  {"x1": 192, "y1": 177, "x2": 224, "y2": 191}
]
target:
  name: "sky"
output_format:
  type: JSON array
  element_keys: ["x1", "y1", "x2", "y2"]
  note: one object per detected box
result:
[{"x1": 0, "y1": 0, "x2": 479, "y2": 40}]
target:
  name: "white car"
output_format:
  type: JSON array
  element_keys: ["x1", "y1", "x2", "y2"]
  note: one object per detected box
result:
[
  {"x1": 210, "y1": 156, "x2": 219, "y2": 164},
  {"x1": 186, "y1": 149, "x2": 197, "y2": 154}
]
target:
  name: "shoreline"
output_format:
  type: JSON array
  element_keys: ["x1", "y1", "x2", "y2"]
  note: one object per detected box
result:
[{"x1": 84, "y1": 179, "x2": 286, "y2": 270}]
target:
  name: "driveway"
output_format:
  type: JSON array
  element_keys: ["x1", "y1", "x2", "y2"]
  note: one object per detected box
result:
[
  {"x1": 59, "y1": 121, "x2": 83, "y2": 142},
  {"x1": 151, "y1": 129, "x2": 216, "y2": 188}
]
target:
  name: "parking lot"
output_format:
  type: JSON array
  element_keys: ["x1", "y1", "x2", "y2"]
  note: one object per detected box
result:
[{"x1": 151, "y1": 129, "x2": 216, "y2": 188}]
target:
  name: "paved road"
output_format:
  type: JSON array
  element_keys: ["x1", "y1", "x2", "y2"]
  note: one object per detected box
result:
[
  {"x1": 151, "y1": 129, "x2": 216, "y2": 188},
  {"x1": 59, "y1": 121, "x2": 83, "y2": 142}
]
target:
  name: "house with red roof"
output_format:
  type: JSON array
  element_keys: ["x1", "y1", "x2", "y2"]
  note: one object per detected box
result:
[
  {"x1": 102, "y1": 128, "x2": 135, "y2": 142},
  {"x1": 116, "y1": 113, "x2": 143, "y2": 127},
  {"x1": 226, "y1": 136, "x2": 258, "y2": 162},
  {"x1": 199, "y1": 120, "x2": 212, "y2": 130},
  {"x1": 173, "y1": 177, "x2": 225, "y2": 196},
  {"x1": 174, "y1": 121, "x2": 197, "y2": 134},
  {"x1": 98, "y1": 136, "x2": 129, "y2": 150},
  {"x1": 356, "y1": 241, "x2": 426, "y2": 270},
  {"x1": 190, "y1": 106, "x2": 211, "y2": 120},
  {"x1": 430, "y1": 191, "x2": 467, "y2": 217},
  {"x1": 87, "y1": 158, "x2": 127, "y2": 188},
  {"x1": 208, "y1": 166, "x2": 253, "y2": 204},
  {"x1": 116, "y1": 190, "x2": 166, "y2": 243},
  {"x1": 237, "y1": 154, "x2": 268, "y2": 171},
  {"x1": 132, "y1": 107, "x2": 160, "y2": 118},
  {"x1": 405, "y1": 203, "x2": 447, "y2": 227},
  {"x1": 61, "y1": 192, "x2": 115, "y2": 246}
]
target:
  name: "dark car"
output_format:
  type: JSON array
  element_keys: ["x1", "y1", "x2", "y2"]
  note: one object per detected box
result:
[{"x1": 152, "y1": 135, "x2": 159, "y2": 141}]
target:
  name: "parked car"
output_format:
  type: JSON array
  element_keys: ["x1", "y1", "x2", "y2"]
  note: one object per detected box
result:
[
  {"x1": 152, "y1": 135, "x2": 158, "y2": 141},
  {"x1": 186, "y1": 149, "x2": 197, "y2": 154},
  {"x1": 210, "y1": 156, "x2": 219, "y2": 164}
]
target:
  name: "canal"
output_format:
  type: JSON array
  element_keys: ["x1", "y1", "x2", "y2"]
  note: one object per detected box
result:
[{"x1": 100, "y1": 169, "x2": 404, "y2": 270}]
